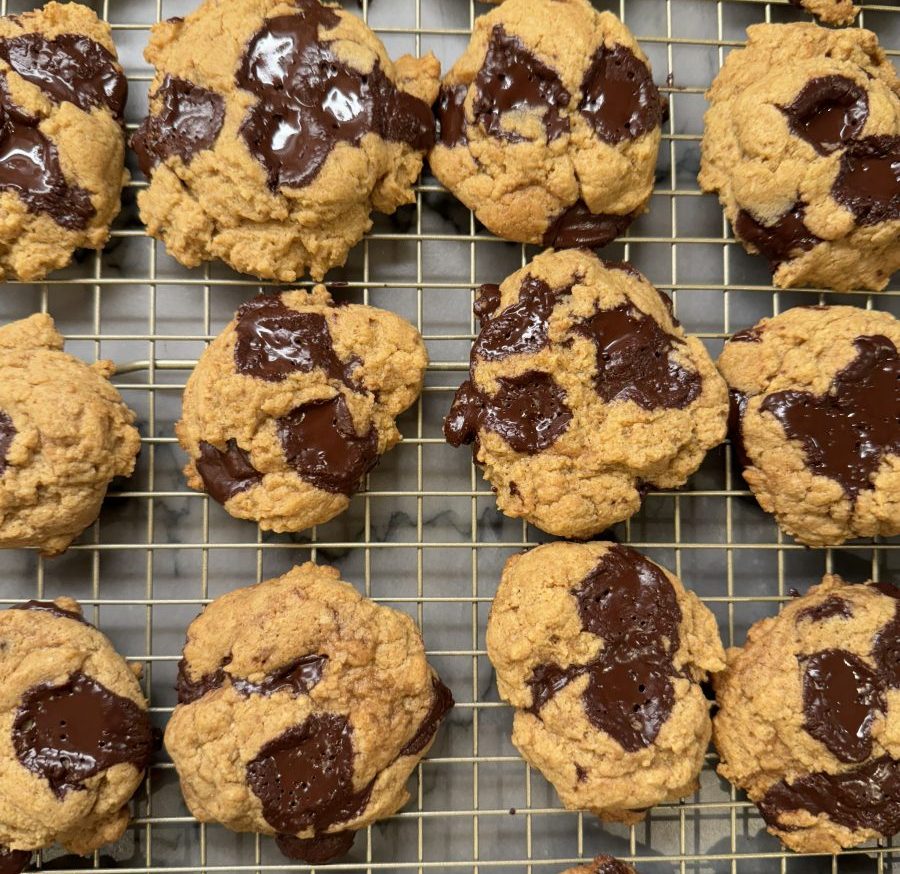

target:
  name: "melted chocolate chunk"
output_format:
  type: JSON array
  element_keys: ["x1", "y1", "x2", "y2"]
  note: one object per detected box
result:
[
  {"x1": 759, "y1": 755, "x2": 900, "y2": 836},
  {"x1": 832, "y1": 136, "x2": 900, "y2": 225},
  {"x1": 246, "y1": 712, "x2": 373, "y2": 836},
  {"x1": 233, "y1": 295, "x2": 358, "y2": 387},
  {"x1": 526, "y1": 545, "x2": 682, "y2": 752},
  {"x1": 131, "y1": 75, "x2": 225, "y2": 177},
  {"x1": 232, "y1": 654, "x2": 328, "y2": 698},
  {"x1": 759, "y1": 334, "x2": 899, "y2": 500},
  {"x1": 734, "y1": 204, "x2": 821, "y2": 268},
  {"x1": 731, "y1": 327, "x2": 762, "y2": 343},
  {"x1": 871, "y1": 581, "x2": 900, "y2": 600},
  {"x1": 594, "y1": 859, "x2": 633, "y2": 874},
  {"x1": 175, "y1": 658, "x2": 228, "y2": 705},
  {"x1": 0, "y1": 849, "x2": 30, "y2": 874},
  {"x1": 399, "y1": 677, "x2": 454, "y2": 756},
  {"x1": 10, "y1": 600, "x2": 89, "y2": 626},
  {"x1": 0, "y1": 410, "x2": 15, "y2": 476},
  {"x1": 575, "y1": 303, "x2": 701, "y2": 410},
  {"x1": 781, "y1": 76, "x2": 867, "y2": 156},
  {"x1": 196, "y1": 439, "x2": 263, "y2": 505},
  {"x1": 236, "y1": 4, "x2": 434, "y2": 191},
  {"x1": 444, "y1": 371, "x2": 572, "y2": 455},
  {"x1": 472, "y1": 25, "x2": 570, "y2": 143},
  {"x1": 728, "y1": 389, "x2": 751, "y2": 471},
  {"x1": 801, "y1": 649, "x2": 883, "y2": 763},
  {"x1": 0, "y1": 32, "x2": 126, "y2": 118},
  {"x1": 436, "y1": 83, "x2": 467, "y2": 147},
  {"x1": 473, "y1": 282, "x2": 501, "y2": 323},
  {"x1": 276, "y1": 831, "x2": 356, "y2": 864},
  {"x1": 13, "y1": 672, "x2": 153, "y2": 798},
  {"x1": 542, "y1": 200, "x2": 633, "y2": 249},
  {"x1": 0, "y1": 80, "x2": 95, "y2": 229},
  {"x1": 579, "y1": 44, "x2": 662, "y2": 144},
  {"x1": 277, "y1": 395, "x2": 379, "y2": 495},
  {"x1": 575, "y1": 763, "x2": 588, "y2": 782},
  {"x1": 796, "y1": 596, "x2": 853, "y2": 623}
]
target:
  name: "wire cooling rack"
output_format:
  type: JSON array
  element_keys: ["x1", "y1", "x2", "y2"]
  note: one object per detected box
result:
[{"x1": 1, "y1": 0, "x2": 899, "y2": 871}]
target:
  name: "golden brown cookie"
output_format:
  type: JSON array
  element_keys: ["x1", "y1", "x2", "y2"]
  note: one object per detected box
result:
[
  {"x1": 714, "y1": 575, "x2": 900, "y2": 854},
  {"x1": 719, "y1": 305, "x2": 899, "y2": 548},
  {"x1": 0, "y1": 2, "x2": 128, "y2": 281},
  {"x1": 444, "y1": 249, "x2": 728, "y2": 539},
  {"x1": 165, "y1": 562, "x2": 453, "y2": 865},
  {"x1": 132, "y1": 0, "x2": 440, "y2": 281},
  {"x1": 561, "y1": 857, "x2": 638, "y2": 874},
  {"x1": 790, "y1": 0, "x2": 857, "y2": 25},
  {"x1": 699, "y1": 23, "x2": 900, "y2": 292},
  {"x1": 429, "y1": 0, "x2": 664, "y2": 247},
  {"x1": 0, "y1": 314, "x2": 140, "y2": 555},
  {"x1": 486, "y1": 542, "x2": 725, "y2": 822},
  {"x1": 177, "y1": 287, "x2": 427, "y2": 532},
  {"x1": 0, "y1": 598, "x2": 152, "y2": 869}
]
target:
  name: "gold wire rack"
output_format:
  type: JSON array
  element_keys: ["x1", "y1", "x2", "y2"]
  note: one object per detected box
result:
[{"x1": 0, "y1": 0, "x2": 899, "y2": 871}]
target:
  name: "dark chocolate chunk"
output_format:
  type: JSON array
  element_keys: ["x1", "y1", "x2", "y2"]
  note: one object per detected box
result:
[
  {"x1": 9, "y1": 599, "x2": 89, "y2": 626},
  {"x1": 734, "y1": 204, "x2": 821, "y2": 268},
  {"x1": 436, "y1": 83, "x2": 467, "y2": 147},
  {"x1": 277, "y1": 395, "x2": 379, "y2": 495},
  {"x1": 232, "y1": 654, "x2": 328, "y2": 698},
  {"x1": 196, "y1": 439, "x2": 263, "y2": 505},
  {"x1": 832, "y1": 135, "x2": 900, "y2": 226},
  {"x1": 780, "y1": 76, "x2": 867, "y2": 156},
  {"x1": 472, "y1": 25, "x2": 570, "y2": 143},
  {"x1": 579, "y1": 44, "x2": 662, "y2": 144},
  {"x1": 236, "y1": 4, "x2": 434, "y2": 191},
  {"x1": 0, "y1": 32, "x2": 126, "y2": 118},
  {"x1": 730, "y1": 327, "x2": 762, "y2": 343},
  {"x1": 575, "y1": 763, "x2": 588, "y2": 782},
  {"x1": 276, "y1": 831, "x2": 356, "y2": 864},
  {"x1": 575, "y1": 303, "x2": 701, "y2": 410},
  {"x1": 594, "y1": 858, "x2": 633, "y2": 874},
  {"x1": 759, "y1": 334, "x2": 899, "y2": 500},
  {"x1": 399, "y1": 676, "x2": 454, "y2": 756},
  {"x1": 13, "y1": 671, "x2": 153, "y2": 798},
  {"x1": 542, "y1": 200, "x2": 633, "y2": 249},
  {"x1": 233, "y1": 294, "x2": 359, "y2": 387},
  {"x1": 0, "y1": 848, "x2": 30, "y2": 874},
  {"x1": 727, "y1": 389, "x2": 751, "y2": 471},
  {"x1": 473, "y1": 282, "x2": 501, "y2": 323},
  {"x1": 871, "y1": 581, "x2": 900, "y2": 600},
  {"x1": 175, "y1": 658, "x2": 229, "y2": 705},
  {"x1": 131, "y1": 75, "x2": 225, "y2": 177},
  {"x1": 0, "y1": 410, "x2": 15, "y2": 476},
  {"x1": 796, "y1": 596, "x2": 853, "y2": 623}
]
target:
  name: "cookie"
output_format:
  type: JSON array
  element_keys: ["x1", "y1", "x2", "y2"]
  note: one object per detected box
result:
[
  {"x1": 0, "y1": 2, "x2": 127, "y2": 281},
  {"x1": 132, "y1": 0, "x2": 440, "y2": 281},
  {"x1": 714, "y1": 574, "x2": 900, "y2": 854},
  {"x1": 177, "y1": 287, "x2": 427, "y2": 532},
  {"x1": 699, "y1": 24, "x2": 900, "y2": 292},
  {"x1": 562, "y1": 857, "x2": 637, "y2": 874},
  {"x1": 444, "y1": 249, "x2": 728, "y2": 539},
  {"x1": 165, "y1": 562, "x2": 453, "y2": 864},
  {"x1": 719, "y1": 305, "x2": 899, "y2": 548},
  {"x1": 486, "y1": 542, "x2": 725, "y2": 822},
  {"x1": 429, "y1": 0, "x2": 664, "y2": 247},
  {"x1": 790, "y1": 0, "x2": 857, "y2": 25},
  {"x1": 0, "y1": 314, "x2": 140, "y2": 555},
  {"x1": 0, "y1": 598, "x2": 152, "y2": 869}
]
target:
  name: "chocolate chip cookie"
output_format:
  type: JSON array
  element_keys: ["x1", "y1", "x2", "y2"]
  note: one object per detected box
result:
[
  {"x1": 715, "y1": 574, "x2": 900, "y2": 854},
  {"x1": 165, "y1": 562, "x2": 453, "y2": 864},
  {"x1": 177, "y1": 287, "x2": 427, "y2": 532},
  {"x1": 0, "y1": 2, "x2": 127, "y2": 281},
  {"x1": 133, "y1": 0, "x2": 439, "y2": 281},
  {"x1": 719, "y1": 305, "x2": 899, "y2": 548},
  {"x1": 444, "y1": 249, "x2": 728, "y2": 539},
  {"x1": 790, "y1": 0, "x2": 857, "y2": 25},
  {"x1": 562, "y1": 857, "x2": 637, "y2": 874},
  {"x1": 487, "y1": 542, "x2": 725, "y2": 822},
  {"x1": 0, "y1": 314, "x2": 140, "y2": 555},
  {"x1": 430, "y1": 0, "x2": 664, "y2": 247},
  {"x1": 0, "y1": 598, "x2": 153, "y2": 870},
  {"x1": 700, "y1": 24, "x2": 900, "y2": 292}
]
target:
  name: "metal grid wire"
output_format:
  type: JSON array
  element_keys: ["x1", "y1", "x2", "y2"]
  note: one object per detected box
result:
[{"x1": 1, "y1": 0, "x2": 899, "y2": 871}]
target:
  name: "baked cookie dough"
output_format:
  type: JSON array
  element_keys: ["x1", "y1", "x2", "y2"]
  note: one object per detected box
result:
[
  {"x1": 715, "y1": 574, "x2": 900, "y2": 854},
  {"x1": 0, "y1": 314, "x2": 140, "y2": 555},
  {"x1": 789, "y1": 0, "x2": 857, "y2": 26},
  {"x1": 132, "y1": 0, "x2": 440, "y2": 281},
  {"x1": 444, "y1": 248, "x2": 728, "y2": 539},
  {"x1": 0, "y1": 2, "x2": 127, "y2": 281},
  {"x1": 430, "y1": 0, "x2": 664, "y2": 247},
  {"x1": 0, "y1": 598, "x2": 152, "y2": 870},
  {"x1": 562, "y1": 857, "x2": 637, "y2": 874},
  {"x1": 166, "y1": 562, "x2": 453, "y2": 864},
  {"x1": 719, "y1": 305, "x2": 899, "y2": 548},
  {"x1": 486, "y1": 541, "x2": 725, "y2": 822},
  {"x1": 177, "y1": 287, "x2": 427, "y2": 532},
  {"x1": 699, "y1": 23, "x2": 900, "y2": 292}
]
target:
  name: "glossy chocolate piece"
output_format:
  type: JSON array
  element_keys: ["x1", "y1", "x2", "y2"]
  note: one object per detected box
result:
[
  {"x1": 542, "y1": 200, "x2": 633, "y2": 249},
  {"x1": 832, "y1": 135, "x2": 900, "y2": 226},
  {"x1": 196, "y1": 439, "x2": 263, "y2": 505},
  {"x1": 796, "y1": 596, "x2": 853, "y2": 623},
  {"x1": 473, "y1": 282, "x2": 501, "y2": 323},
  {"x1": 399, "y1": 677, "x2": 454, "y2": 757},
  {"x1": 781, "y1": 76, "x2": 867, "y2": 156},
  {"x1": 734, "y1": 204, "x2": 821, "y2": 268},
  {"x1": 594, "y1": 858, "x2": 633, "y2": 874},
  {"x1": 436, "y1": 83, "x2": 467, "y2": 147},
  {"x1": 10, "y1": 599, "x2": 89, "y2": 626},
  {"x1": 0, "y1": 410, "x2": 15, "y2": 476},
  {"x1": 0, "y1": 849, "x2": 30, "y2": 874},
  {"x1": 276, "y1": 831, "x2": 355, "y2": 864},
  {"x1": 730, "y1": 327, "x2": 763, "y2": 343}
]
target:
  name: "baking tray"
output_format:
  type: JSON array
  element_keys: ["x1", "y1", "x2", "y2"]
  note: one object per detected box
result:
[{"x1": 1, "y1": 0, "x2": 899, "y2": 870}]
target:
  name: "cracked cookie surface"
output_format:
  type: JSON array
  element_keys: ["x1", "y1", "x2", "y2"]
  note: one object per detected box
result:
[
  {"x1": 719, "y1": 305, "x2": 899, "y2": 547},
  {"x1": 133, "y1": 0, "x2": 439, "y2": 281},
  {"x1": 177, "y1": 287, "x2": 427, "y2": 532},
  {"x1": 714, "y1": 574, "x2": 900, "y2": 854},
  {"x1": 487, "y1": 541, "x2": 725, "y2": 822},
  {"x1": 429, "y1": 0, "x2": 664, "y2": 247},
  {"x1": 0, "y1": 598, "x2": 152, "y2": 866},
  {"x1": 0, "y1": 314, "x2": 140, "y2": 555},
  {"x1": 700, "y1": 23, "x2": 900, "y2": 292},
  {"x1": 0, "y1": 2, "x2": 127, "y2": 281},
  {"x1": 444, "y1": 248, "x2": 728, "y2": 539},
  {"x1": 165, "y1": 562, "x2": 453, "y2": 864}
]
